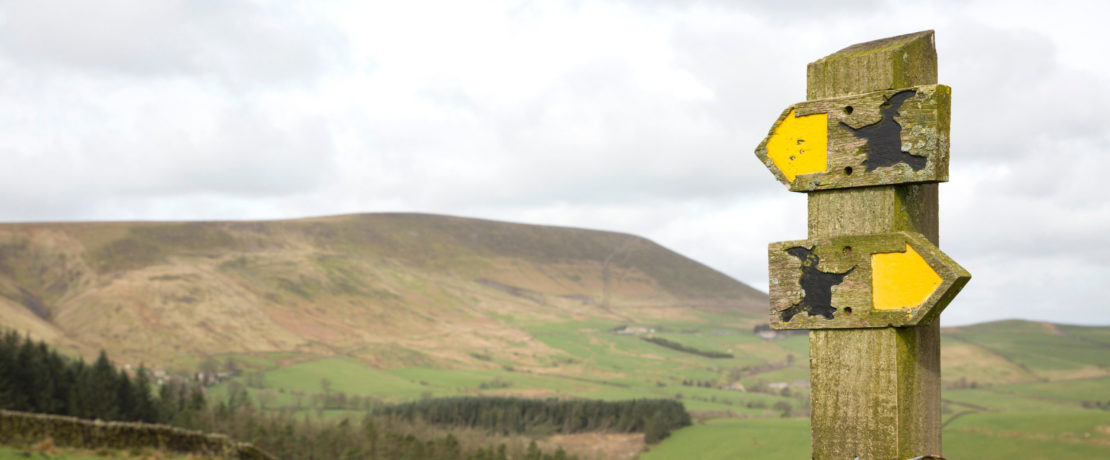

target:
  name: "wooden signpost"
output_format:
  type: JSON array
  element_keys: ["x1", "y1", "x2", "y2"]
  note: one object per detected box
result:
[
  {"x1": 756, "y1": 31, "x2": 970, "y2": 459},
  {"x1": 756, "y1": 84, "x2": 951, "y2": 192},
  {"x1": 768, "y1": 231, "x2": 969, "y2": 330}
]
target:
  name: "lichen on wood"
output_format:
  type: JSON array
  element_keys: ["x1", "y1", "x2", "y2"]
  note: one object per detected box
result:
[
  {"x1": 800, "y1": 29, "x2": 949, "y2": 460},
  {"x1": 755, "y1": 84, "x2": 950, "y2": 192},
  {"x1": 806, "y1": 30, "x2": 938, "y2": 101},
  {"x1": 768, "y1": 232, "x2": 969, "y2": 330}
]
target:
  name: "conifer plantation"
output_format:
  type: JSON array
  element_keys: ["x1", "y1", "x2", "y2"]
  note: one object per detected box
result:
[
  {"x1": 0, "y1": 331, "x2": 184, "y2": 424},
  {"x1": 0, "y1": 331, "x2": 690, "y2": 458},
  {"x1": 378, "y1": 397, "x2": 690, "y2": 443}
]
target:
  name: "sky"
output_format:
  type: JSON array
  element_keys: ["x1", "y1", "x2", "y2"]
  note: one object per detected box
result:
[{"x1": 0, "y1": 0, "x2": 1107, "y2": 326}]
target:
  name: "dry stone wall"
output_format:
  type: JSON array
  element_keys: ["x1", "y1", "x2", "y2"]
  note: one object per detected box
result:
[{"x1": 0, "y1": 409, "x2": 274, "y2": 459}]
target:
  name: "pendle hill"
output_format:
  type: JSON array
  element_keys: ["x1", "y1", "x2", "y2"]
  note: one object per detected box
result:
[
  {"x1": 0, "y1": 212, "x2": 764, "y2": 368},
  {"x1": 3, "y1": 213, "x2": 1110, "y2": 459}
]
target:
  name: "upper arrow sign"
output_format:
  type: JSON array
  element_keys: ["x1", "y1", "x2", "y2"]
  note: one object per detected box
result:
[
  {"x1": 755, "y1": 85, "x2": 950, "y2": 192},
  {"x1": 768, "y1": 231, "x2": 969, "y2": 329}
]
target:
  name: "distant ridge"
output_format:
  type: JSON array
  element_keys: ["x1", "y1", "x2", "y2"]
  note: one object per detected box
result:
[{"x1": 0, "y1": 212, "x2": 766, "y2": 368}]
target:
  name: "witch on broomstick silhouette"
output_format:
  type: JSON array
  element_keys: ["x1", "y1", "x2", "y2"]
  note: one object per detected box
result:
[
  {"x1": 779, "y1": 246, "x2": 855, "y2": 322},
  {"x1": 841, "y1": 89, "x2": 928, "y2": 172}
]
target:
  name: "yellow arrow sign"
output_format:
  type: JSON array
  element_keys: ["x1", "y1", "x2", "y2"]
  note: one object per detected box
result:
[
  {"x1": 764, "y1": 109, "x2": 827, "y2": 182},
  {"x1": 767, "y1": 231, "x2": 969, "y2": 329},
  {"x1": 755, "y1": 84, "x2": 950, "y2": 191},
  {"x1": 872, "y1": 243, "x2": 942, "y2": 310}
]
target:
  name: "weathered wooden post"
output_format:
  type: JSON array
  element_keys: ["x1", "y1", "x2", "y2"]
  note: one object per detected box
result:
[{"x1": 755, "y1": 31, "x2": 971, "y2": 459}]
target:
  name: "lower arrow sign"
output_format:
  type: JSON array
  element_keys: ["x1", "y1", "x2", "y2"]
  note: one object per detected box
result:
[{"x1": 768, "y1": 231, "x2": 970, "y2": 329}]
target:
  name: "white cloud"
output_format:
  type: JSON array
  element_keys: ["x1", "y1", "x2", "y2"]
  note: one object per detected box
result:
[
  {"x1": 0, "y1": 0, "x2": 1107, "y2": 325},
  {"x1": 0, "y1": 0, "x2": 343, "y2": 86}
]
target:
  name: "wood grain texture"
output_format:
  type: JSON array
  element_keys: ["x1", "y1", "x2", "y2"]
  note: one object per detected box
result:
[
  {"x1": 807, "y1": 30, "x2": 938, "y2": 100},
  {"x1": 809, "y1": 184, "x2": 940, "y2": 244},
  {"x1": 805, "y1": 30, "x2": 945, "y2": 460},
  {"x1": 756, "y1": 85, "x2": 951, "y2": 191},
  {"x1": 768, "y1": 232, "x2": 969, "y2": 330}
]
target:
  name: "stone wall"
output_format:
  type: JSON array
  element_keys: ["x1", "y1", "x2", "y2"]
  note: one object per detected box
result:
[{"x1": 0, "y1": 409, "x2": 274, "y2": 459}]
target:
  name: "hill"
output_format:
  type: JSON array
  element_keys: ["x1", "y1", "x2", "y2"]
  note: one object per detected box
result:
[
  {"x1": 5, "y1": 213, "x2": 1108, "y2": 458},
  {"x1": 638, "y1": 319, "x2": 1110, "y2": 459},
  {"x1": 942, "y1": 319, "x2": 1110, "y2": 384},
  {"x1": 0, "y1": 213, "x2": 766, "y2": 369}
]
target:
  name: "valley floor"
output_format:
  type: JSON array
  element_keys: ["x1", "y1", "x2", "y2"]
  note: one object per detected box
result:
[{"x1": 196, "y1": 315, "x2": 1110, "y2": 459}]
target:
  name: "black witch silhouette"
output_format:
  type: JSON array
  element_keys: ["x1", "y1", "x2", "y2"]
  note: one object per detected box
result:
[
  {"x1": 780, "y1": 246, "x2": 855, "y2": 322},
  {"x1": 840, "y1": 90, "x2": 927, "y2": 172}
]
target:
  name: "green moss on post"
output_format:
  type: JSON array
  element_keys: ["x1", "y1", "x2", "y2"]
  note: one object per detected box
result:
[
  {"x1": 806, "y1": 31, "x2": 938, "y2": 101},
  {"x1": 805, "y1": 30, "x2": 943, "y2": 459}
]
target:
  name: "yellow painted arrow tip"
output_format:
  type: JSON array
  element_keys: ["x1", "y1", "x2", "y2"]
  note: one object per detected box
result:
[
  {"x1": 872, "y1": 243, "x2": 943, "y2": 310},
  {"x1": 766, "y1": 109, "x2": 828, "y2": 181}
]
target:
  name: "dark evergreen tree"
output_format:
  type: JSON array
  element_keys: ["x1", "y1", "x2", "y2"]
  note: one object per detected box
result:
[
  {"x1": 116, "y1": 371, "x2": 137, "y2": 421},
  {"x1": 375, "y1": 396, "x2": 691, "y2": 439},
  {"x1": 132, "y1": 364, "x2": 158, "y2": 422},
  {"x1": 89, "y1": 350, "x2": 119, "y2": 419},
  {"x1": 1, "y1": 332, "x2": 604, "y2": 460}
]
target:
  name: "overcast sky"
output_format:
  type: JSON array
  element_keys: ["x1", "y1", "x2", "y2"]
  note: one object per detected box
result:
[{"x1": 1, "y1": 0, "x2": 1107, "y2": 326}]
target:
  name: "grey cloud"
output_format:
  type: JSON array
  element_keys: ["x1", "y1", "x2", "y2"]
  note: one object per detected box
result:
[
  {"x1": 327, "y1": 3, "x2": 800, "y2": 211},
  {"x1": 0, "y1": 102, "x2": 338, "y2": 222},
  {"x1": 347, "y1": 56, "x2": 772, "y2": 209},
  {"x1": 936, "y1": 20, "x2": 1110, "y2": 270},
  {"x1": 134, "y1": 111, "x2": 339, "y2": 197},
  {"x1": 944, "y1": 23, "x2": 1110, "y2": 160},
  {"x1": 0, "y1": 0, "x2": 344, "y2": 87},
  {"x1": 621, "y1": 0, "x2": 888, "y2": 22},
  {"x1": 0, "y1": 0, "x2": 1108, "y2": 327},
  {"x1": 944, "y1": 253, "x2": 1108, "y2": 325},
  {"x1": 669, "y1": 14, "x2": 807, "y2": 128}
]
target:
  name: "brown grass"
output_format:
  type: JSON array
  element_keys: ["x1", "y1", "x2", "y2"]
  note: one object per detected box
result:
[
  {"x1": 543, "y1": 432, "x2": 645, "y2": 460},
  {"x1": 0, "y1": 213, "x2": 767, "y2": 371},
  {"x1": 941, "y1": 342, "x2": 1037, "y2": 385}
]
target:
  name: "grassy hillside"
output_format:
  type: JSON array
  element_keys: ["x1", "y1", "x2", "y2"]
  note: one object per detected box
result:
[
  {"x1": 644, "y1": 320, "x2": 1110, "y2": 459},
  {"x1": 0, "y1": 213, "x2": 766, "y2": 368},
  {"x1": 198, "y1": 315, "x2": 1110, "y2": 459},
  {"x1": 2, "y1": 213, "x2": 1108, "y2": 458}
]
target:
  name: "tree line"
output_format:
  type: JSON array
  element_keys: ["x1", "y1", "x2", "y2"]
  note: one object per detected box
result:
[
  {"x1": 0, "y1": 330, "x2": 203, "y2": 424},
  {"x1": 641, "y1": 336, "x2": 733, "y2": 359},
  {"x1": 376, "y1": 396, "x2": 691, "y2": 444},
  {"x1": 0, "y1": 331, "x2": 584, "y2": 458},
  {"x1": 187, "y1": 402, "x2": 578, "y2": 460}
]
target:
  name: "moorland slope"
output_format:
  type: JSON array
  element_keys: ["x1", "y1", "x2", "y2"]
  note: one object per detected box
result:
[{"x1": 0, "y1": 213, "x2": 765, "y2": 369}]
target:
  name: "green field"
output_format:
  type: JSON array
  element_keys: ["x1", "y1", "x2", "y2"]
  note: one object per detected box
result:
[
  {"x1": 945, "y1": 411, "x2": 1110, "y2": 459},
  {"x1": 643, "y1": 418, "x2": 810, "y2": 459},
  {"x1": 0, "y1": 445, "x2": 207, "y2": 459},
  {"x1": 642, "y1": 408, "x2": 1110, "y2": 460},
  {"x1": 8, "y1": 214, "x2": 1109, "y2": 457},
  {"x1": 202, "y1": 317, "x2": 1110, "y2": 458}
]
